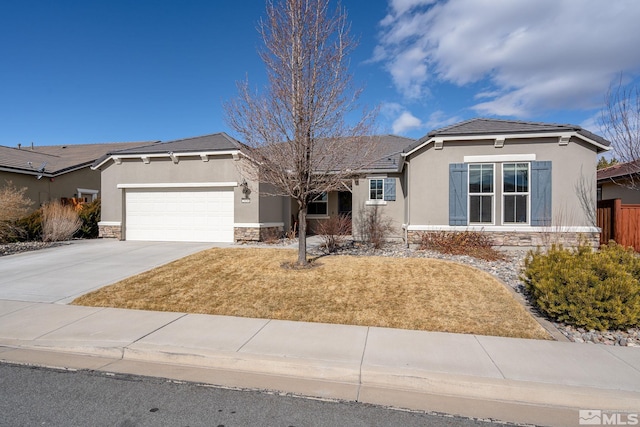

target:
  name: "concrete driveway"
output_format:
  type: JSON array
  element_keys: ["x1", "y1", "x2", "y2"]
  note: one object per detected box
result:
[{"x1": 0, "y1": 240, "x2": 218, "y2": 304}]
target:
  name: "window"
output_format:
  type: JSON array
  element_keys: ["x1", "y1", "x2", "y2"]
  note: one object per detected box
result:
[
  {"x1": 77, "y1": 188, "x2": 99, "y2": 202},
  {"x1": 450, "y1": 161, "x2": 551, "y2": 227},
  {"x1": 308, "y1": 192, "x2": 328, "y2": 216},
  {"x1": 368, "y1": 178, "x2": 396, "y2": 203},
  {"x1": 503, "y1": 163, "x2": 529, "y2": 223},
  {"x1": 370, "y1": 179, "x2": 384, "y2": 200},
  {"x1": 468, "y1": 164, "x2": 494, "y2": 223}
]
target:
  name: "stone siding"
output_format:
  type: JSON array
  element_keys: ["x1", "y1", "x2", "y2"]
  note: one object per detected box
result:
[
  {"x1": 99, "y1": 224, "x2": 122, "y2": 240},
  {"x1": 407, "y1": 230, "x2": 600, "y2": 248},
  {"x1": 234, "y1": 226, "x2": 283, "y2": 242}
]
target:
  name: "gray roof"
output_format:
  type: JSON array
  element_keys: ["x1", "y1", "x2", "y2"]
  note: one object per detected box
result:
[
  {"x1": 0, "y1": 141, "x2": 157, "y2": 176},
  {"x1": 91, "y1": 133, "x2": 244, "y2": 168},
  {"x1": 108, "y1": 133, "x2": 242, "y2": 155},
  {"x1": 405, "y1": 118, "x2": 611, "y2": 153},
  {"x1": 363, "y1": 135, "x2": 415, "y2": 171},
  {"x1": 597, "y1": 160, "x2": 640, "y2": 181}
]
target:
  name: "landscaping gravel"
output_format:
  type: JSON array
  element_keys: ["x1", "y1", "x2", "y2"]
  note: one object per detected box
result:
[{"x1": 0, "y1": 241, "x2": 62, "y2": 257}]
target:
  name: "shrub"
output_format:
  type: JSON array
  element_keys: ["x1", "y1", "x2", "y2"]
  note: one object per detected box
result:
[
  {"x1": 0, "y1": 181, "x2": 34, "y2": 243},
  {"x1": 15, "y1": 209, "x2": 43, "y2": 241},
  {"x1": 357, "y1": 206, "x2": 394, "y2": 249},
  {"x1": 419, "y1": 230, "x2": 504, "y2": 261},
  {"x1": 522, "y1": 242, "x2": 640, "y2": 330},
  {"x1": 260, "y1": 227, "x2": 282, "y2": 244},
  {"x1": 314, "y1": 214, "x2": 351, "y2": 253},
  {"x1": 41, "y1": 201, "x2": 82, "y2": 242},
  {"x1": 75, "y1": 199, "x2": 101, "y2": 239}
]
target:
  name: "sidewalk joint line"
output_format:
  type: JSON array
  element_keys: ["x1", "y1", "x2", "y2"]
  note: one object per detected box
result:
[
  {"x1": 602, "y1": 346, "x2": 640, "y2": 375},
  {"x1": 474, "y1": 335, "x2": 506, "y2": 379},
  {"x1": 32, "y1": 305, "x2": 108, "y2": 341},
  {"x1": 237, "y1": 319, "x2": 272, "y2": 353},
  {"x1": 356, "y1": 327, "x2": 370, "y2": 402},
  {"x1": 129, "y1": 313, "x2": 189, "y2": 345}
]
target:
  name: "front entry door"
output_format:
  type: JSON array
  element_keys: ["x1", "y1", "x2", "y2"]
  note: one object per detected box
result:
[{"x1": 337, "y1": 191, "x2": 352, "y2": 234}]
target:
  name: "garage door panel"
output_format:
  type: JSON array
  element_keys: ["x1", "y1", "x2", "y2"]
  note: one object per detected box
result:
[{"x1": 125, "y1": 188, "x2": 234, "y2": 242}]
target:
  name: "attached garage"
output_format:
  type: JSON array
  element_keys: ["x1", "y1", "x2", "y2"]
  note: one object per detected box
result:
[{"x1": 123, "y1": 186, "x2": 235, "y2": 243}]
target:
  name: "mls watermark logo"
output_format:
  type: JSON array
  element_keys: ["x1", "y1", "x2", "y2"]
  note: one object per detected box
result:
[{"x1": 579, "y1": 410, "x2": 639, "y2": 425}]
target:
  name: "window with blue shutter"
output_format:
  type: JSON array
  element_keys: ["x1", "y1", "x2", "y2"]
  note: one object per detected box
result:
[
  {"x1": 449, "y1": 163, "x2": 468, "y2": 225},
  {"x1": 530, "y1": 161, "x2": 552, "y2": 226},
  {"x1": 383, "y1": 178, "x2": 396, "y2": 201}
]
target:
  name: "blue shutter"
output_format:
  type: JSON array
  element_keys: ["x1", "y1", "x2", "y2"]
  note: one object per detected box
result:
[
  {"x1": 383, "y1": 178, "x2": 396, "y2": 201},
  {"x1": 449, "y1": 163, "x2": 468, "y2": 225},
  {"x1": 531, "y1": 161, "x2": 552, "y2": 226}
]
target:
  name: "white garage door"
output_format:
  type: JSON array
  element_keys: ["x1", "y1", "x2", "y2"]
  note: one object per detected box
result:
[{"x1": 125, "y1": 188, "x2": 234, "y2": 242}]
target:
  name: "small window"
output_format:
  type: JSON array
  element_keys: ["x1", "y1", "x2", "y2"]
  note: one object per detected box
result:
[
  {"x1": 370, "y1": 179, "x2": 384, "y2": 200},
  {"x1": 308, "y1": 192, "x2": 328, "y2": 216},
  {"x1": 468, "y1": 164, "x2": 494, "y2": 224},
  {"x1": 503, "y1": 163, "x2": 529, "y2": 224}
]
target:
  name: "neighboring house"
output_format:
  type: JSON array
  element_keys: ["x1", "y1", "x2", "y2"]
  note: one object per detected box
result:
[
  {"x1": 0, "y1": 141, "x2": 156, "y2": 208},
  {"x1": 94, "y1": 118, "x2": 611, "y2": 247},
  {"x1": 597, "y1": 160, "x2": 640, "y2": 204}
]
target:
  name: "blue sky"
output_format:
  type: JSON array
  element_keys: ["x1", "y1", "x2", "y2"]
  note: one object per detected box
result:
[{"x1": 1, "y1": 0, "x2": 640, "y2": 147}]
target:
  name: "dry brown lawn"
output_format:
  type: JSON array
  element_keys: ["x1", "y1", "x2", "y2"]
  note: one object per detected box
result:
[{"x1": 73, "y1": 248, "x2": 549, "y2": 339}]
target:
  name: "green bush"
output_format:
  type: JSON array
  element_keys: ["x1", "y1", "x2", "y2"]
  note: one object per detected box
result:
[
  {"x1": 75, "y1": 199, "x2": 101, "y2": 239},
  {"x1": 522, "y1": 242, "x2": 640, "y2": 330}
]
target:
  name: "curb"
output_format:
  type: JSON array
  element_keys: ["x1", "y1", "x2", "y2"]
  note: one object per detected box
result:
[{"x1": 1, "y1": 342, "x2": 638, "y2": 427}]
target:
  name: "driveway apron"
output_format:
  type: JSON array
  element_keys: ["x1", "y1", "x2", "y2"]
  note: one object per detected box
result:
[{"x1": 0, "y1": 240, "x2": 216, "y2": 304}]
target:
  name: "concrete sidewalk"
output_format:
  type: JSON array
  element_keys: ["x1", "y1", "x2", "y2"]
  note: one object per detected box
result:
[{"x1": 0, "y1": 299, "x2": 639, "y2": 427}]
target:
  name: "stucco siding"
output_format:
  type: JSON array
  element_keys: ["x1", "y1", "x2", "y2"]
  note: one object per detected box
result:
[
  {"x1": 97, "y1": 155, "x2": 260, "y2": 225},
  {"x1": 352, "y1": 174, "x2": 405, "y2": 239},
  {"x1": 0, "y1": 168, "x2": 100, "y2": 209},
  {"x1": 257, "y1": 182, "x2": 285, "y2": 224},
  {"x1": 406, "y1": 137, "x2": 598, "y2": 228},
  {"x1": 600, "y1": 181, "x2": 640, "y2": 204}
]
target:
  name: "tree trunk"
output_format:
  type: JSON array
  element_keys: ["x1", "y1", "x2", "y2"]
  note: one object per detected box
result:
[{"x1": 297, "y1": 206, "x2": 308, "y2": 266}]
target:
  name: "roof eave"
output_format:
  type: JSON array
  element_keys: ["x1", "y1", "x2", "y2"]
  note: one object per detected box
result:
[
  {"x1": 402, "y1": 131, "x2": 611, "y2": 157},
  {"x1": 91, "y1": 149, "x2": 243, "y2": 169}
]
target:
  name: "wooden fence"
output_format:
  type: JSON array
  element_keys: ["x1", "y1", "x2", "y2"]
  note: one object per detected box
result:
[{"x1": 597, "y1": 198, "x2": 640, "y2": 251}]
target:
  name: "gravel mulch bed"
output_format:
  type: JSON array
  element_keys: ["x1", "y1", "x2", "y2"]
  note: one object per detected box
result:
[{"x1": 0, "y1": 241, "x2": 62, "y2": 257}]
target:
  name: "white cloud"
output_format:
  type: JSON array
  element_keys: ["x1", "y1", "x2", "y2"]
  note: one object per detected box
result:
[
  {"x1": 381, "y1": 103, "x2": 461, "y2": 134},
  {"x1": 375, "y1": 0, "x2": 640, "y2": 117},
  {"x1": 393, "y1": 111, "x2": 423, "y2": 133}
]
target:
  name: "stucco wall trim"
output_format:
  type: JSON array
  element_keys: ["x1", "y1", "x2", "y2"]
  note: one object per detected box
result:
[
  {"x1": 463, "y1": 154, "x2": 536, "y2": 163},
  {"x1": 234, "y1": 222, "x2": 285, "y2": 228},
  {"x1": 116, "y1": 182, "x2": 238, "y2": 189},
  {"x1": 405, "y1": 224, "x2": 600, "y2": 233}
]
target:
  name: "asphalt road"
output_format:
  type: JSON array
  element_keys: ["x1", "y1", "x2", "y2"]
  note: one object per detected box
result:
[{"x1": 0, "y1": 362, "x2": 513, "y2": 427}]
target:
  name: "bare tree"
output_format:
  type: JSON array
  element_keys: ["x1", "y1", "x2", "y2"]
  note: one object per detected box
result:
[
  {"x1": 600, "y1": 77, "x2": 640, "y2": 188},
  {"x1": 225, "y1": 0, "x2": 377, "y2": 266}
]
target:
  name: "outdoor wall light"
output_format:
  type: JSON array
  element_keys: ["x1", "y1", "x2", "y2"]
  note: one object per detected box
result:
[{"x1": 241, "y1": 179, "x2": 251, "y2": 199}]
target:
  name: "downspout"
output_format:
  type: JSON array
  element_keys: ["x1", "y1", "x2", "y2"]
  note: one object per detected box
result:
[{"x1": 404, "y1": 156, "x2": 410, "y2": 247}]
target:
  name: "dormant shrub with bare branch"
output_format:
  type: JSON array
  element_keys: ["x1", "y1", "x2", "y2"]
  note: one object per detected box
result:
[
  {"x1": 600, "y1": 78, "x2": 640, "y2": 188},
  {"x1": 0, "y1": 181, "x2": 34, "y2": 243},
  {"x1": 225, "y1": 0, "x2": 377, "y2": 266},
  {"x1": 41, "y1": 201, "x2": 81, "y2": 242}
]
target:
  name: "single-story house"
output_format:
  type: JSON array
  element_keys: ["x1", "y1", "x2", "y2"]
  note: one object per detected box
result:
[
  {"x1": 0, "y1": 141, "x2": 156, "y2": 208},
  {"x1": 597, "y1": 160, "x2": 640, "y2": 204},
  {"x1": 93, "y1": 118, "x2": 610, "y2": 246}
]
